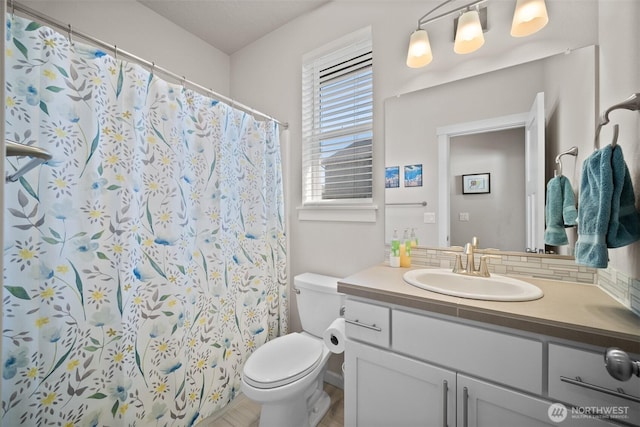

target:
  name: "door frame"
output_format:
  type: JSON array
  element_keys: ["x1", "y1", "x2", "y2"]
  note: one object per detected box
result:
[{"x1": 437, "y1": 113, "x2": 529, "y2": 248}]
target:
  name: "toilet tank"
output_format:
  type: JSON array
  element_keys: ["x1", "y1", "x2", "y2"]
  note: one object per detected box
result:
[{"x1": 294, "y1": 273, "x2": 345, "y2": 338}]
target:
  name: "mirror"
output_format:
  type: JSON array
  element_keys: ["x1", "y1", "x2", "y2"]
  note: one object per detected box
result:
[
  {"x1": 384, "y1": 45, "x2": 597, "y2": 256},
  {"x1": 436, "y1": 96, "x2": 545, "y2": 253}
]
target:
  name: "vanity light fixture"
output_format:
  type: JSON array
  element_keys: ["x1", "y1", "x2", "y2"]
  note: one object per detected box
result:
[
  {"x1": 406, "y1": 0, "x2": 549, "y2": 68},
  {"x1": 453, "y1": 7, "x2": 485, "y2": 54},
  {"x1": 510, "y1": 0, "x2": 549, "y2": 37},
  {"x1": 406, "y1": 28, "x2": 433, "y2": 68}
]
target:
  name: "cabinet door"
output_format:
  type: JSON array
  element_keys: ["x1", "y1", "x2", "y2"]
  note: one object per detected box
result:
[
  {"x1": 458, "y1": 375, "x2": 616, "y2": 427},
  {"x1": 345, "y1": 340, "x2": 455, "y2": 427}
]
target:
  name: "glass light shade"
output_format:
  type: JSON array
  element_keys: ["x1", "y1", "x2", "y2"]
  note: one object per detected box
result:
[
  {"x1": 511, "y1": 0, "x2": 549, "y2": 37},
  {"x1": 454, "y1": 9, "x2": 485, "y2": 54},
  {"x1": 406, "y1": 29, "x2": 433, "y2": 68}
]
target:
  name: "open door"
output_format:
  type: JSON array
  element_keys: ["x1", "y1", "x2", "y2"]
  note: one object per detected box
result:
[{"x1": 524, "y1": 92, "x2": 545, "y2": 252}]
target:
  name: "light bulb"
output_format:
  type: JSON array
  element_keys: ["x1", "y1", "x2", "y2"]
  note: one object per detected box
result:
[
  {"x1": 406, "y1": 29, "x2": 433, "y2": 68},
  {"x1": 454, "y1": 9, "x2": 485, "y2": 54},
  {"x1": 511, "y1": 0, "x2": 549, "y2": 37}
]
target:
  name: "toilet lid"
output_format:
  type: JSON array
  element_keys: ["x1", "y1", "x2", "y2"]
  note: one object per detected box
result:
[{"x1": 243, "y1": 333, "x2": 324, "y2": 389}]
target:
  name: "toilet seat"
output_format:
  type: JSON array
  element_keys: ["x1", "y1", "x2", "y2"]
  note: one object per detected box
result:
[{"x1": 243, "y1": 333, "x2": 324, "y2": 389}]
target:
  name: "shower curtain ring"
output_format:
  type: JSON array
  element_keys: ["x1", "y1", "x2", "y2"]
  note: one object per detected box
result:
[
  {"x1": 151, "y1": 61, "x2": 155, "y2": 75},
  {"x1": 113, "y1": 45, "x2": 118, "y2": 61},
  {"x1": 10, "y1": 0, "x2": 15, "y2": 19},
  {"x1": 67, "y1": 24, "x2": 73, "y2": 46}
]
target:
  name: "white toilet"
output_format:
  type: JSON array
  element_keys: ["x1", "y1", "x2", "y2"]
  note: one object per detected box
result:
[{"x1": 241, "y1": 272, "x2": 345, "y2": 427}]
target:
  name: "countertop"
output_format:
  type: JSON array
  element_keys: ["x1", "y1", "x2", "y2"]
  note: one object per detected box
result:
[{"x1": 337, "y1": 264, "x2": 640, "y2": 353}]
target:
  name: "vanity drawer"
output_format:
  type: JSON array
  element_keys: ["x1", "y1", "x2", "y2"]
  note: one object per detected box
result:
[
  {"x1": 392, "y1": 310, "x2": 542, "y2": 394},
  {"x1": 344, "y1": 299, "x2": 390, "y2": 348},
  {"x1": 548, "y1": 343, "x2": 640, "y2": 425}
]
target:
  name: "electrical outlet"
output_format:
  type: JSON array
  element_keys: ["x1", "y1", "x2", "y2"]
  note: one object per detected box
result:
[{"x1": 459, "y1": 212, "x2": 470, "y2": 222}]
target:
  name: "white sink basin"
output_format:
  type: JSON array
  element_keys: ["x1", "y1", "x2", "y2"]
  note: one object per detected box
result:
[{"x1": 403, "y1": 268, "x2": 543, "y2": 302}]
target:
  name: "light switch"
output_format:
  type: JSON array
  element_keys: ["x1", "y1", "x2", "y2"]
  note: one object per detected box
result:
[
  {"x1": 459, "y1": 212, "x2": 470, "y2": 222},
  {"x1": 423, "y1": 212, "x2": 436, "y2": 223}
]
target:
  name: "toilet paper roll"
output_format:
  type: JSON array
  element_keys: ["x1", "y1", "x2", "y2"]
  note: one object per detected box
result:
[{"x1": 323, "y1": 318, "x2": 346, "y2": 354}]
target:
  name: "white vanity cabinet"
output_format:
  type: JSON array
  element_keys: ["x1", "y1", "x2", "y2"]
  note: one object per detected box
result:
[
  {"x1": 345, "y1": 339, "x2": 455, "y2": 427},
  {"x1": 344, "y1": 298, "x2": 619, "y2": 427},
  {"x1": 457, "y1": 374, "x2": 612, "y2": 427},
  {"x1": 344, "y1": 298, "x2": 455, "y2": 426}
]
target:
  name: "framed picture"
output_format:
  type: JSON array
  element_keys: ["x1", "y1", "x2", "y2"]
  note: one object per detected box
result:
[
  {"x1": 404, "y1": 164, "x2": 422, "y2": 187},
  {"x1": 462, "y1": 173, "x2": 490, "y2": 194},
  {"x1": 385, "y1": 166, "x2": 400, "y2": 188}
]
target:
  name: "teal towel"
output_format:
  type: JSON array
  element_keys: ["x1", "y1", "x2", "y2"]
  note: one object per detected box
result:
[
  {"x1": 544, "y1": 175, "x2": 577, "y2": 246},
  {"x1": 607, "y1": 145, "x2": 640, "y2": 248},
  {"x1": 575, "y1": 146, "x2": 613, "y2": 268}
]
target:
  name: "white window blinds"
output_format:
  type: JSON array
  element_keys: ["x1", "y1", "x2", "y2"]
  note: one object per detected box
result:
[{"x1": 302, "y1": 33, "x2": 373, "y2": 204}]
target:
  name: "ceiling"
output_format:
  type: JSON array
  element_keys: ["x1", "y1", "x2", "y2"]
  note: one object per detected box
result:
[{"x1": 139, "y1": 0, "x2": 331, "y2": 55}]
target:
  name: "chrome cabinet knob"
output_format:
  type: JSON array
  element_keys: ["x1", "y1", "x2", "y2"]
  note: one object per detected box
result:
[{"x1": 604, "y1": 347, "x2": 640, "y2": 381}]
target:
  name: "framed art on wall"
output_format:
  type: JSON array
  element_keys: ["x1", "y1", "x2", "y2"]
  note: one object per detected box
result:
[
  {"x1": 385, "y1": 166, "x2": 400, "y2": 188},
  {"x1": 404, "y1": 164, "x2": 422, "y2": 187},
  {"x1": 462, "y1": 173, "x2": 490, "y2": 194}
]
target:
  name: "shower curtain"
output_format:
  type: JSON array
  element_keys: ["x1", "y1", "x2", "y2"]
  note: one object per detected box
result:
[{"x1": 2, "y1": 15, "x2": 287, "y2": 426}]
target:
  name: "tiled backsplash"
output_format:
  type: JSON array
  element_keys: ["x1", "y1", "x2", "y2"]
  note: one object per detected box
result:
[
  {"x1": 386, "y1": 246, "x2": 596, "y2": 283},
  {"x1": 632, "y1": 279, "x2": 640, "y2": 317},
  {"x1": 598, "y1": 266, "x2": 640, "y2": 317}
]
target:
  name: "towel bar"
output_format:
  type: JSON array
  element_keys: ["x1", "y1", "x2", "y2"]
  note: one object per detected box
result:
[
  {"x1": 385, "y1": 201, "x2": 427, "y2": 207},
  {"x1": 5, "y1": 140, "x2": 52, "y2": 182}
]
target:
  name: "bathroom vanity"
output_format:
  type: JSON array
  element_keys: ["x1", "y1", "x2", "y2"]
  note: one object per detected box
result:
[{"x1": 338, "y1": 265, "x2": 640, "y2": 427}]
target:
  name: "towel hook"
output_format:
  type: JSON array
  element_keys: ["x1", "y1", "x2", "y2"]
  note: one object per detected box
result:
[
  {"x1": 600, "y1": 93, "x2": 640, "y2": 126},
  {"x1": 554, "y1": 146, "x2": 578, "y2": 177},
  {"x1": 594, "y1": 92, "x2": 640, "y2": 150},
  {"x1": 594, "y1": 123, "x2": 619, "y2": 151}
]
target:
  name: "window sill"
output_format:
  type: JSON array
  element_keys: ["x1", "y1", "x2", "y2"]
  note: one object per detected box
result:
[{"x1": 297, "y1": 204, "x2": 378, "y2": 222}]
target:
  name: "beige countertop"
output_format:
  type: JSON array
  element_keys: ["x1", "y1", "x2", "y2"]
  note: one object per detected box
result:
[{"x1": 338, "y1": 264, "x2": 640, "y2": 353}]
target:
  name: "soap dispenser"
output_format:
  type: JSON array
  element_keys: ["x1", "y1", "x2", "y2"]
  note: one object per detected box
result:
[
  {"x1": 400, "y1": 228, "x2": 411, "y2": 267},
  {"x1": 390, "y1": 229, "x2": 400, "y2": 267},
  {"x1": 410, "y1": 228, "x2": 418, "y2": 248}
]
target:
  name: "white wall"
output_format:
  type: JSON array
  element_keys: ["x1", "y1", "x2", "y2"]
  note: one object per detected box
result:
[
  {"x1": 597, "y1": 1, "x2": 640, "y2": 280},
  {"x1": 21, "y1": 1, "x2": 230, "y2": 95}
]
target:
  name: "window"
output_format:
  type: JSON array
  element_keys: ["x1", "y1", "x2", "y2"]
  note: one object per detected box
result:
[{"x1": 302, "y1": 29, "x2": 373, "y2": 206}]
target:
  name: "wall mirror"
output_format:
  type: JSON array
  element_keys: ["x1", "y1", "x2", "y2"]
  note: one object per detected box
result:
[{"x1": 384, "y1": 45, "x2": 597, "y2": 257}]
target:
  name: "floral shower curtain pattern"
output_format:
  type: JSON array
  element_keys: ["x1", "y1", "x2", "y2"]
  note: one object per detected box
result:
[{"x1": 3, "y1": 15, "x2": 287, "y2": 425}]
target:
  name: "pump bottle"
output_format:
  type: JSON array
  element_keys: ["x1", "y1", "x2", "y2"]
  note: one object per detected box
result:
[{"x1": 389, "y1": 229, "x2": 400, "y2": 267}]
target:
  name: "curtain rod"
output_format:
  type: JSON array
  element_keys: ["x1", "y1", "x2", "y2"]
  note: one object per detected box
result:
[{"x1": 8, "y1": 1, "x2": 289, "y2": 129}]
